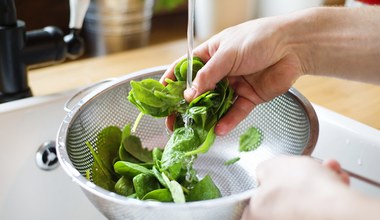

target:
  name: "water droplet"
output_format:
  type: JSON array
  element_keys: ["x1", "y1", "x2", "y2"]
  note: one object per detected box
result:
[{"x1": 357, "y1": 158, "x2": 363, "y2": 166}]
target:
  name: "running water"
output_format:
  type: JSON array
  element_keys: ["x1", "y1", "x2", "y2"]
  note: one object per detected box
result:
[
  {"x1": 184, "y1": 0, "x2": 196, "y2": 128},
  {"x1": 186, "y1": 0, "x2": 195, "y2": 90}
]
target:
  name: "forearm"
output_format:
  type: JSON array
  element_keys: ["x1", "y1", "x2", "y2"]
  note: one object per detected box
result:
[{"x1": 283, "y1": 6, "x2": 380, "y2": 84}]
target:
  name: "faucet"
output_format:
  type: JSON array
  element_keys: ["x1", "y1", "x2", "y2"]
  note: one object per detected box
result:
[{"x1": 0, "y1": 0, "x2": 90, "y2": 103}]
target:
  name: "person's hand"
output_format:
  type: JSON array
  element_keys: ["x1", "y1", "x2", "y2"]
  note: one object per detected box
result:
[
  {"x1": 161, "y1": 6, "x2": 380, "y2": 136},
  {"x1": 161, "y1": 15, "x2": 305, "y2": 135},
  {"x1": 240, "y1": 156, "x2": 380, "y2": 220},
  {"x1": 241, "y1": 156, "x2": 350, "y2": 220}
]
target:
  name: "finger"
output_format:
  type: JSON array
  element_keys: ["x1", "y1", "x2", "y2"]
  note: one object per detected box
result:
[
  {"x1": 323, "y1": 159, "x2": 350, "y2": 185},
  {"x1": 322, "y1": 159, "x2": 341, "y2": 172},
  {"x1": 214, "y1": 96, "x2": 256, "y2": 136},
  {"x1": 340, "y1": 172, "x2": 350, "y2": 185},
  {"x1": 165, "y1": 114, "x2": 176, "y2": 132},
  {"x1": 184, "y1": 48, "x2": 234, "y2": 102}
]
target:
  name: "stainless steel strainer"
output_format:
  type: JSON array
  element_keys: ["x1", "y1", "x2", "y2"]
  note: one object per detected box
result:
[{"x1": 56, "y1": 66, "x2": 319, "y2": 220}]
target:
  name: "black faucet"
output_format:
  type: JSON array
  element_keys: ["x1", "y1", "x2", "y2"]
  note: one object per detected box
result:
[{"x1": 0, "y1": 0, "x2": 89, "y2": 103}]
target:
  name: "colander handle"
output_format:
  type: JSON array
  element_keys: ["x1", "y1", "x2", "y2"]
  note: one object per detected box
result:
[
  {"x1": 313, "y1": 157, "x2": 380, "y2": 188},
  {"x1": 64, "y1": 78, "x2": 116, "y2": 112}
]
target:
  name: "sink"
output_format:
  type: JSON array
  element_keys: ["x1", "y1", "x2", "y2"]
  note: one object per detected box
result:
[
  {"x1": 0, "y1": 91, "x2": 106, "y2": 220},
  {"x1": 0, "y1": 89, "x2": 379, "y2": 219},
  {"x1": 312, "y1": 104, "x2": 380, "y2": 197}
]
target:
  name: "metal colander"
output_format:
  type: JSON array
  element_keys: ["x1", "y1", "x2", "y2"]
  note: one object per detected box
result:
[{"x1": 56, "y1": 66, "x2": 318, "y2": 220}]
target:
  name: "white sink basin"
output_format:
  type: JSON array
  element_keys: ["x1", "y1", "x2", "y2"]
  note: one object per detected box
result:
[
  {"x1": 0, "y1": 91, "x2": 105, "y2": 220},
  {"x1": 0, "y1": 90, "x2": 379, "y2": 219}
]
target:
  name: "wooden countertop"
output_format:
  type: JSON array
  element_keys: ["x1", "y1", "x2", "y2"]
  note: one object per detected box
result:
[{"x1": 28, "y1": 39, "x2": 380, "y2": 130}]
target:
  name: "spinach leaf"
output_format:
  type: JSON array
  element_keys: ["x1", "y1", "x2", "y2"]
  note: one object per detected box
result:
[
  {"x1": 224, "y1": 157, "x2": 241, "y2": 166},
  {"x1": 186, "y1": 175, "x2": 222, "y2": 201},
  {"x1": 123, "y1": 135, "x2": 153, "y2": 163},
  {"x1": 86, "y1": 141, "x2": 116, "y2": 191},
  {"x1": 115, "y1": 176, "x2": 134, "y2": 196},
  {"x1": 162, "y1": 172, "x2": 185, "y2": 203},
  {"x1": 133, "y1": 173, "x2": 161, "y2": 199},
  {"x1": 128, "y1": 57, "x2": 235, "y2": 200},
  {"x1": 152, "y1": 166, "x2": 168, "y2": 188},
  {"x1": 179, "y1": 59, "x2": 204, "y2": 81},
  {"x1": 114, "y1": 161, "x2": 153, "y2": 178},
  {"x1": 239, "y1": 127, "x2": 262, "y2": 152},
  {"x1": 161, "y1": 127, "x2": 200, "y2": 170},
  {"x1": 119, "y1": 145, "x2": 142, "y2": 163},
  {"x1": 96, "y1": 126, "x2": 122, "y2": 174},
  {"x1": 127, "y1": 78, "x2": 186, "y2": 118},
  {"x1": 142, "y1": 188, "x2": 173, "y2": 202},
  {"x1": 185, "y1": 125, "x2": 216, "y2": 156},
  {"x1": 91, "y1": 158, "x2": 116, "y2": 191},
  {"x1": 85, "y1": 57, "x2": 235, "y2": 202},
  {"x1": 174, "y1": 56, "x2": 203, "y2": 81}
]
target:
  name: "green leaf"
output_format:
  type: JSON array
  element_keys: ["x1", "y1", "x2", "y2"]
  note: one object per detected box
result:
[
  {"x1": 91, "y1": 158, "x2": 116, "y2": 191},
  {"x1": 130, "y1": 79, "x2": 166, "y2": 108},
  {"x1": 179, "y1": 59, "x2": 204, "y2": 81},
  {"x1": 152, "y1": 147, "x2": 163, "y2": 163},
  {"x1": 133, "y1": 173, "x2": 161, "y2": 199},
  {"x1": 96, "y1": 126, "x2": 122, "y2": 174},
  {"x1": 224, "y1": 157, "x2": 241, "y2": 166},
  {"x1": 86, "y1": 141, "x2": 116, "y2": 191},
  {"x1": 185, "y1": 125, "x2": 216, "y2": 156},
  {"x1": 114, "y1": 161, "x2": 152, "y2": 178},
  {"x1": 123, "y1": 135, "x2": 153, "y2": 163},
  {"x1": 164, "y1": 78, "x2": 186, "y2": 99},
  {"x1": 127, "y1": 193, "x2": 138, "y2": 199},
  {"x1": 115, "y1": 176, "x2": 134, "y2": 196},
  {"x1": 174, "y1": 58, "x2": 187, "y2": 81},
  {"x1": 142, "y1": 188, "x2": 173, "y2": 202},
  {"x1": 127, "y1": 56, "x2": 235, "y2": 199},
  {"x1": 162, "y1": 172, "x2": 185, "y2": 203},
  {"x1": 152, "y1": 166, "x2": 168, "y2": 188},
  {"x1": 187, "y1": 175, "x2": 222, "y2": 201},
  {"x1": 161, "y1": 127, "x2": 200, "y2": 171},
  {"x1": 239, "y1": 127, "x2": 262, "y2": 152},
  {"x1": 119, "y1": 145, "x2": 142, "y2": 163}
]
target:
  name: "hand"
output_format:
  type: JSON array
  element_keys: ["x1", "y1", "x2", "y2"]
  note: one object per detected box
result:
[
  {"x1": 161, "y1": 6, "x2": 380, "y2": 136},
  {"x1": 240, "y1": 156, "x2": 380, "y2": 220},
  {"x1": 161, "y1": 17, "x2": 304, "y2": 135}
]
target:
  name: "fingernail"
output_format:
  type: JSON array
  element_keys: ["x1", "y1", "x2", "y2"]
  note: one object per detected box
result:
[
  {"x1": 215, "y1": 123, "x2": 227, "y2": 136},
  {"x1": 184, "y1": 87, "x2": 196, "y2": 100}
]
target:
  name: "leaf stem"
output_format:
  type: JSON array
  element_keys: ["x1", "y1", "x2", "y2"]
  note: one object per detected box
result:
[{"x1": 132, "y1": 112, "x2": 144, "y2": 133}]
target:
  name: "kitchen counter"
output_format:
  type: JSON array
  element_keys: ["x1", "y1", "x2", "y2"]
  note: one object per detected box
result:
[{"x1": 28, "y1": 39, "x2": 380, "y2": 130}]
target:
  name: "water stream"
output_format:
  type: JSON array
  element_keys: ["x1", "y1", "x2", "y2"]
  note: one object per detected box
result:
[{"x1": 186, "y1": 0, "x2": 195, "y2": 90}]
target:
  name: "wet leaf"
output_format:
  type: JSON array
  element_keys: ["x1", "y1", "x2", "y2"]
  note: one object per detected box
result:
[
  {"x1": 114, "y1": 161, "x2": 152, "y2": 178},
  {"x1": 187, "y1": 175, "x2": 222, "y2": 201},
  {"x1": 239, "y1": 127, "x2": 262, "y2": 152},
  {"x1": 133, "y1": 173, "x2": 160, "y2": 199},
  {"x1": 115, "y1": 176, "x2": 134, "y2": 196},
  {"x1": 123, "y1": 135, "x2": 153, "y2": 163},
  {"x1": 142, "y1": 188, "x2": 173, "y2": 202}
]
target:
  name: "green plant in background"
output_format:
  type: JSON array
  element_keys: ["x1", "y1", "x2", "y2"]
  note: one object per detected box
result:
[{"x1": 155, "y1": 0, "x2": 187, "y2": 11}]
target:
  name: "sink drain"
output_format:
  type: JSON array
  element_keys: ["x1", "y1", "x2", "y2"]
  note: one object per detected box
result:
[{"x1": 36, "y1": 141, "x2": 59, "y2": 170}]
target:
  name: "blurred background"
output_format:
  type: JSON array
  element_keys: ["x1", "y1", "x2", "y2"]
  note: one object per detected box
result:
[{"x1": 14, "y1": 0, "x2": 346, "y2": 58}]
